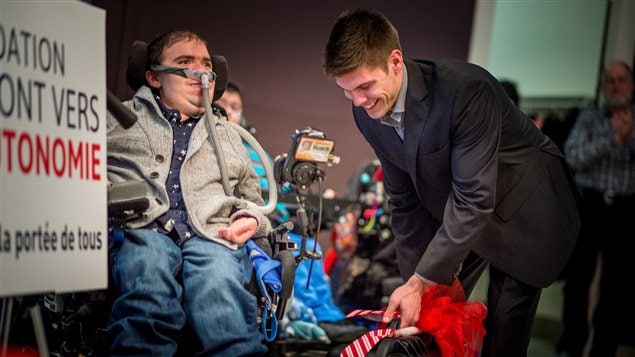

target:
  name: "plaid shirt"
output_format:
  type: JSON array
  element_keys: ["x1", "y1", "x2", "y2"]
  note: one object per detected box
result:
[{"x1": 564, "y1": 103, "x2": 635, "y2": 195}]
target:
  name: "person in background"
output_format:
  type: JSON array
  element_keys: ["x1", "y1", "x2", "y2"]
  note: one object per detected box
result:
[
  {"x1": 558, "y1": 60, "x2": 635, "y2": 357},
  {"x1": 107, "y1": 29, "x2": 269, "y2": 356},
  {"x1": 217, "y1": 80, "x2": 255, "y2": 133},
  {"x1": 323, "y1": 10, "x2": 580, "y2": 356}
]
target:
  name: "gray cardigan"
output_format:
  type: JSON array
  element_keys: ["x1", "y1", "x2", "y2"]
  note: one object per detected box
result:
[{"x1": 107, "y1": 86, "x2": 271, "y2": 249}]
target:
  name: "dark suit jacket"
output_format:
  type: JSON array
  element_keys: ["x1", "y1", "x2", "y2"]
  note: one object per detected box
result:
[{"x1": 353, "y1": 59, "x2": 580, "y2": 288}]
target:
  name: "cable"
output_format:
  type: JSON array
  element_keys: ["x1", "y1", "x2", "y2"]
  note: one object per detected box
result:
[
  {"x1": 201, "y1": 73, "x2": 232, "y2": 197},
  {"x1": 200, "y1": 73, "x2": 277, "y2": 214}
]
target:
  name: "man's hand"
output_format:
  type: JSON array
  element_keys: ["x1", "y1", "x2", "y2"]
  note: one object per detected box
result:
[
  {"x1": 217, "y1": 217, "x2": 258, "y2": 245},
  {"x1": 611, "y1": 108, "x2": 633, "y2": 145},
  {"x1": 382, "y1": 275, "x2": 429, "y2": 328}
]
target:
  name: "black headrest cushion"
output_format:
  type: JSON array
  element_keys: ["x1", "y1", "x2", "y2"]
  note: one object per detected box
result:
[{"x1": 126, "y1": 40, "x2": 228, "y2": 101}]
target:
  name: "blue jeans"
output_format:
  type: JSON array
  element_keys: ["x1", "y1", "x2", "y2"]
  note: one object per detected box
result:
[{"x1": 108, "y1": 229, "x2": 267, "y2": 356}]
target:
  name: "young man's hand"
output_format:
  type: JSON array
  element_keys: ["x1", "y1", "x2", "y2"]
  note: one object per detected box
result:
[
  {"x1": 217, "y1": 217, "x2": 258, "y2": 245},
  {"x1": 383, "y1": 275, "x2": 431, "y2": 328}
]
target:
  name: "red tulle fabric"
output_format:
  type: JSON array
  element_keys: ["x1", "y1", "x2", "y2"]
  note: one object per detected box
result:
[{"x1": 415, "y1": 280, "x2": 487, "y2": 357}]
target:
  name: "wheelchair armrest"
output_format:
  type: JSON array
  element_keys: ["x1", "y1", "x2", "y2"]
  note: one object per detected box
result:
[{"x1": 108, "y1": 180, "x2": 149, "y2": 219}]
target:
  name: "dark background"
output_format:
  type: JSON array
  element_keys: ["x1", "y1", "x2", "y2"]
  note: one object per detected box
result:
[{"x1": 93, "y1": 0, "x2": 476, "y2": 195}]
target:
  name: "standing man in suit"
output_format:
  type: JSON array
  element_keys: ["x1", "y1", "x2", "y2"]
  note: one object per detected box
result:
[{"x1": 323, "y1": 10, "x2": 580, "y2": 356}]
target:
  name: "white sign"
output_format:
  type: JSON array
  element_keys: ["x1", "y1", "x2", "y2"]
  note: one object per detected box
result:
[{"x1": 0, "y1": 1, "x2": 107, "y2": 297}]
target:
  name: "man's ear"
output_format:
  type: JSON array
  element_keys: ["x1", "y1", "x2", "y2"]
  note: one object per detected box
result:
[
  {"x1": 389, "y1": 49, "x2": 403, "y2": 73},
  {"x1": 145, "y1": 70, "x2": 160, "y2": 89}
]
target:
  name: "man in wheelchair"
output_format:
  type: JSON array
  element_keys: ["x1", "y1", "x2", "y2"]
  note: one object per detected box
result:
[{"x1": 107, "y1": 28, "x2": 270, "y2": 356}]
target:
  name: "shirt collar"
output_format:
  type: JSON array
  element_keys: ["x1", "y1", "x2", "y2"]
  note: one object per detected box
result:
[
  {"x1": 379, "y1": 65, "x2": 408, "y2": 128},
  {"x1": 393, "y1": 65, "x2": 408, "y2": 114}
]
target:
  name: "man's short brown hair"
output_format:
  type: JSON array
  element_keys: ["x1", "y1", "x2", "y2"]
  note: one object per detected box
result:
[
  {"x1": 146, "y1": 29, "x2": 209, "y2": 69},
  {"x1": 323, "y1": 10, "x2": 401, "y2": 77}
]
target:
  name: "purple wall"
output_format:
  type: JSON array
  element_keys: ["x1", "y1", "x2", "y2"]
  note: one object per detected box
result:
[{"x1": 94, "y1": 0, "x2": 475, "y2": 194}]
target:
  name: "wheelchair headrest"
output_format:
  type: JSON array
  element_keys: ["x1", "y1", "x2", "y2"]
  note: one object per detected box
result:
[{"x1": 126, "y1": 40, "x2": 229, "y2": 101}]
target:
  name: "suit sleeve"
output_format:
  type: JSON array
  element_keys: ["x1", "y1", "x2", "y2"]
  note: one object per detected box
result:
[
  {"x1": 415, "y1": 79, "x2": 500, "y2": 284},
  {"x1": 377, "y1": 148, "x2": 441, "y2": 281}
]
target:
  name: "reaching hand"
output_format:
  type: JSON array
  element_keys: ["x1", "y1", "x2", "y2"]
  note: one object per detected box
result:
[
  {"x1": 382, "y1": 275, "x2": 430, "y2": 328},
  {"x1": 217, "y1": 217, "x2": 258, "y2": 245}
]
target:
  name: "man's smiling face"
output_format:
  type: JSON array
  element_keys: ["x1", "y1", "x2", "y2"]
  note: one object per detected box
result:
[{"x1": 335, "y1": 50, "x2": 404, "y2": 119}]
